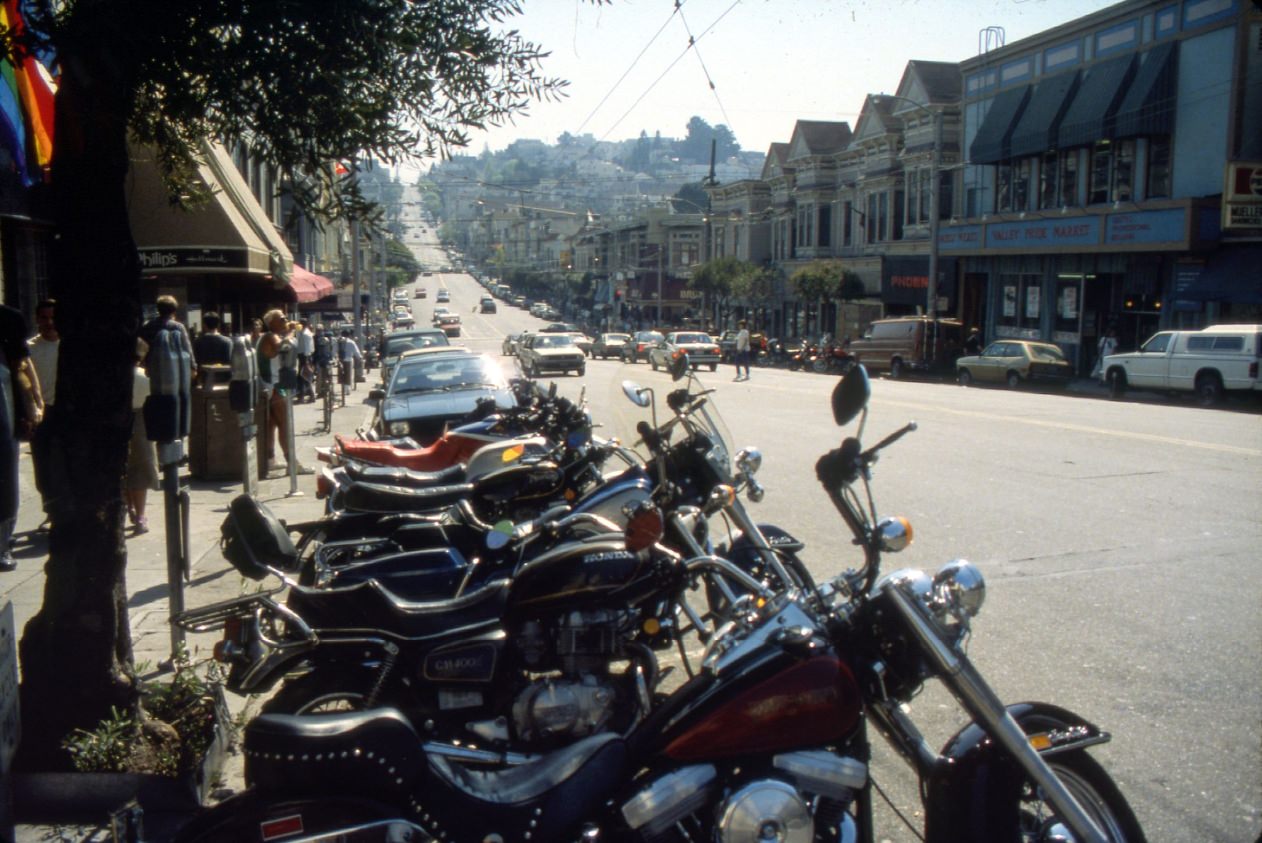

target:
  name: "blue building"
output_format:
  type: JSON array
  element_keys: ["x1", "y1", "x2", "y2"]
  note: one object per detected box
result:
[{"x1": 944, "y1": 0, "x2": 1260, "y2": 373}]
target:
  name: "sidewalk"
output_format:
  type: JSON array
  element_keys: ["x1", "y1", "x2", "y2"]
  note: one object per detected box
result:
[{"x1": 3, "y1": 385, "x2": 375, "y2": 841}]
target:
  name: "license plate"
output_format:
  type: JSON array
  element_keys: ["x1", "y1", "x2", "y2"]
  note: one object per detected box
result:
[{"x1": 438, "y1": 689, "x2": 483, "y2": 710}]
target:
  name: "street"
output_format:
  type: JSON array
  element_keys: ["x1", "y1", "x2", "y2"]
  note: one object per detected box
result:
[{"x1": 400, "y1": 207, "x2": 1262, "y2": 842}]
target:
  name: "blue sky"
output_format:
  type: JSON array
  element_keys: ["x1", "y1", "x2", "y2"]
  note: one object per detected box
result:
[{"x1": 458, "y1": 0, "x2": 1117, "y2": 158}]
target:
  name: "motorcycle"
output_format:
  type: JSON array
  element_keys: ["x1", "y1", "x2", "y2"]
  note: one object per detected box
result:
[
  {"x1": 788, "y1": 335, "x2": 819, "y2": 371},
  {"x1": 175, "y1": 363, "x2": 1145, "y2": 843},
  {"x1": 811, "y1": 336, "x2": 855, "y2": 375}
]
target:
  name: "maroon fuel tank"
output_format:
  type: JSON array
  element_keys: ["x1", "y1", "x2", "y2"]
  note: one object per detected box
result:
[{"x1": 658, "y1": 652, "x2": 863, "y2": 762}]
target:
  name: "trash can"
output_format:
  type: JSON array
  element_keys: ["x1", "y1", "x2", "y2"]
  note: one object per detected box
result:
[{"x1": 189, "y1": 381, "x2": 245, "y2": 480}]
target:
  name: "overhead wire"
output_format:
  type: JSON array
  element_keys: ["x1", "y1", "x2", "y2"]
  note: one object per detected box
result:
[{"x1": 674, "y1": 0, "x2": 741, "y2": 135}]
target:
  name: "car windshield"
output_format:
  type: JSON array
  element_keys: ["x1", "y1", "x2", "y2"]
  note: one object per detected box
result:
[
  {"x1": 673, "y1": 333, "x2": 709, "y2": 344},
  {"x1": 383, "y1": 334, "x2": 445, "y2": 357},
  {"x1": 604, "y1": 334, "x2": 629, "y2": 343},
  {"x1": 1028, "y1": 344, "x2": 1067, "y2": 362},
  {"x1": 390, "y1": 356, "x2": 506, "y2": 394},
  {"x1": 639, "y1": 332, "x2": 664, "y2": 343},
  {"x1": 535, "y1": 335, "x2": 574, "y2": 348}
]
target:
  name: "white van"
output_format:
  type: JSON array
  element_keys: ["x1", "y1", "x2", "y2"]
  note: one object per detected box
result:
[{"x1": 1102, "y1": 324, "x2": 1261, "y2": 405}]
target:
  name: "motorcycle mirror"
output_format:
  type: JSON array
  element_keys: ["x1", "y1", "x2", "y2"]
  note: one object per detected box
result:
[
  {"x1": 832, "y1": 364, "x2": 871, "y2": 426},
  {"x1": 669, "y1": 353, "x2": 690, "y2": 381},
  {"x1": 621, "y1": 380, "x2": 651, "y2": 408}
]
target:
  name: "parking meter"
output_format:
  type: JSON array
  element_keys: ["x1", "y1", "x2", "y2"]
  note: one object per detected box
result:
[
  {"x1": 229, "y1": 335, "x2": 257, "y2": 413},
  {"x1": 277, "y1": 338, "x2": 299, "y2": 393},
  {"x1": 144, "y1": 322, "x2": 192, "y2": 442}
]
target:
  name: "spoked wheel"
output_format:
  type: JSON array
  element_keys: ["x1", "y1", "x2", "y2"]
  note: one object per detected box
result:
[
  {"x1": 1016, "y1": 751, "x2": 1146, "y2": 842},
  {"x1": 261, "y1": 672, "x2": 374, "y2": 716}
]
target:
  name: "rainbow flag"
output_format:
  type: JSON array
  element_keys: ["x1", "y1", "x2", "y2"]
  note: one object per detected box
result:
[{"x1": 0, "y1": 0, "x2": 55, "y2": 185}]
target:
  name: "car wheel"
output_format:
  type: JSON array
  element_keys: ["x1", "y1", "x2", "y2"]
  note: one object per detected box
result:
[
  {"x1": 958, "y1": 369, "x2": 973, "y2": 387},
  {"x1": 890, "y1": 358, "x2": 904, "y2": 379},
  {"x1": 650, "y1": 357, "x2": 658, "y2": 371},
  {"x1": 576, "y1": 366, "x2": 585, "y2": 377},
  {"x1": 1005, "y1": 371, "x2": 1021, "y2": 388},
  {"x1": 1107, "y1": 369, "x2": 1126, "y2": 399},
  {"x1": 1195, "y1": 372, "x2": 1224, "y2": 406},
  {"x1": 709, "y1": 363, "x2": 717, "y2": 372}
]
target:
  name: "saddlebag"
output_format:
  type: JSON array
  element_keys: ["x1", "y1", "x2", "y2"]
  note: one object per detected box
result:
[{"x1": 221, "y1": 494, "x2": 299, "y2": 578}]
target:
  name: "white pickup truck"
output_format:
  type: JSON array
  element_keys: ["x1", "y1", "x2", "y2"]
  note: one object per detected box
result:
[{"x1": 1103, "y1": 324, "x2": 1261, "y2": 405}]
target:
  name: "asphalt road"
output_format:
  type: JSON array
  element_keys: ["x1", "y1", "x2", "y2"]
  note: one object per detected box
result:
[{"x1": 397, "y1": 213, "x2": 1261, "y2": 842}]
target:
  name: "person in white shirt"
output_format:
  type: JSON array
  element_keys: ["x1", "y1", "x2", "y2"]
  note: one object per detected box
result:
[
  {"x1": 734, "y1": 320, "x2": 751, "y2": 381},
  {"x1": 27, "y1": 298, "x2": 58, "y2": 409},
  {"x1": 338, "y1": 331, "x2": 363, "y2": 391},
  {"x1": 295, "y1": 319, "x2": 316, "y2": 403}
]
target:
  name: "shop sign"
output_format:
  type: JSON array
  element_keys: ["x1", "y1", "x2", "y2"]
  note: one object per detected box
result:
[
  {"x1": 138, "y1": 247, "x2": 251, "y2": 272},
  {"x1": 938, "y1": 225, "x2": 983, "y2": 251},
  {"x1": 986, "y1": 216, "x2": 1100, "y2": 249},
  {"x1": 1223, "y1": 162, "x2": 1262, "y2": 230},
  {"x1": 1105, "y1": 208, "x2": 1186, "y2": 245}
]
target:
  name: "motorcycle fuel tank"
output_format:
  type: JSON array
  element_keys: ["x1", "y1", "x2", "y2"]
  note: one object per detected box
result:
[
  {"x1": 660, "y1": 653, "x2": 863, "y2": 762},
  {"x1": 507, "y1": 538, "x2": 654, "y2": 614},
  {"x1": 571, "y1": 466, "x2": 652, "y2": 525}
]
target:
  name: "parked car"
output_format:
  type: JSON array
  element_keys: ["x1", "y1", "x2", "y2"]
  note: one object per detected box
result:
[
  {"x1": 956, "y1": 340, "x2": 1073, "y2": 389},
  {"x1": 591, "y1": 332, "x2": 631, "y2": 359},
  {"x1": 1103, "y1": 323, "x2": 1262, "y2": 405},
  {"x1": 392, "y1": 310, "x2": 415, "y2": 328},
  {"x1": 437, "y1": 312, "x2": 462, "y2": 337},
  {"x1": 512, "y1": 295, "x2": 527, "y2": 308},
  {"x1": 849, "y1": 317, "x2": 964, "y2": 379},
  {"x1": 479, "y1": 296, "x2": 497, "y2": 313},
  {"x1": 502, "y1": 332, "x2": 525, "y2": 356},
  {"x1": 435, "y1": 288, "x2": 451, "y2": 303},
  {"x1": 370, "y1": 350, "x2": 514, "y2": 444},
  {"x1": 516, "y1": 332, "x2": 586, "y2": 378},
  {"x1": 620, "y1": 331, "x2": 665, "y2": 363},
  {"x1": 379, "y1": 327, "x2": 451, "y2": 385},
  {"x1": 647, "y1": 331, "x2": 722, "y2": 372}
]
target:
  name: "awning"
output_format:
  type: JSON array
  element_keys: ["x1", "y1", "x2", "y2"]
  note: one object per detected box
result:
[
  {"x1": 1008, "y1": 70, "x2": 1080, "y2": 158},
  {"x1": 969, "y1": 85, "x2": 1032, "y2": 165},
  {"x1": 288, "y1": 264, "x2": 335, "y2": 303},
  {"x1": 1176, "y1": 246, "x2": 1262, "y2": 305},
  {"x1": 1114, "y1": 42, "x2": 1178, "y2": 139},
  {"x1": 1057, "y1": 54, "x2": 1136, "y2": 149}
]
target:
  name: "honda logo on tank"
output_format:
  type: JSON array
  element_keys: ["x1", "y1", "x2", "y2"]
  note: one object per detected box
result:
[{"x1": 1223, "y1": 162, "x2": 1262, "y2": 230}]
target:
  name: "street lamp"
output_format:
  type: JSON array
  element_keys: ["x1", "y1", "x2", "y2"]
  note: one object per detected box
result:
[{"x1": 874, "y1": 93, "x2": 943, "y2": 316}]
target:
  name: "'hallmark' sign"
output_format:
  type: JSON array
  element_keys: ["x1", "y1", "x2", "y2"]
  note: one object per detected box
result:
[{"x1": 138, "y1": 247, "x2": 251, "y2": 272}]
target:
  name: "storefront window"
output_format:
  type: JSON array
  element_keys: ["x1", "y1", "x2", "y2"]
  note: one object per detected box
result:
[
  {"x1": 1089, "y1": 141, "x2": 1112, "y2": 204},
  {"x1": 1112, "y1": 139, "x2": 1135, "y2": 203},
  {"x1": 1054, "y1": 274, "x2": 1083, "y2": 335},
  {"x1": 1059, "y1": 151, "x2": 1079, "y2": 207},
  {"x1": 997, "y1": 273, "x2": 1043, "y2": 334},
  {"x1": 1039, "y1": 151, "x2": 1059, "y2": 209},
  {"x1": 996, "y1": 163, "x2": 1013, "y2": 212},
  {"x1": 1013, "y1": 158, "x2": 1032, "y2": 211},
  {"x1": 1147, "y1": 136, "x2": 1171, "y2": 199}
]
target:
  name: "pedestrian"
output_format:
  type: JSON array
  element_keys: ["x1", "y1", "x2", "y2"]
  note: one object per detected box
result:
[
  {"x1": 295, "y1": 319, "x2": 316, "y2": 403},
  {"x1": 1093, "y1": 326, "x2": 1119, "y2": 383},
  {"x1": 964, "y1": 326, "x2": 983, "y2": 356},
  {"x1": 313, "y1": 324, "x2": 332, "y2": 397},
  {"x1": 338, "y1": 330, "x2": 363, "y2": 391},
  {"x1": 27, "y1": 299, "x2": 58, "y2": 528},
  {"x1": 192, "y1": 311, "x2": 233, "y2": 384},
  {"x1": 125, "y1": 338, "x2": 158, "y2": 535},
  {"x1": 0, "y1": 304, "x2": 40, "y2": 571},
  {"x1": 139, "y1": 295, "x2": 197, "y2": 373},
  {"x1": 257, "y1": 309, "x2": 311, "y2": 474},
  {"x1": 734, "y1": 320, "x2": 751, "y2": 381}
]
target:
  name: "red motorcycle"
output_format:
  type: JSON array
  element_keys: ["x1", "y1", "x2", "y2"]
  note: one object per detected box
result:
[
  {"x1": 175, "y1": 365, "x2": 1144, "y2": 843},
  {"x1": 812, "y1": 335, "x2": 855, "y2": 375}
]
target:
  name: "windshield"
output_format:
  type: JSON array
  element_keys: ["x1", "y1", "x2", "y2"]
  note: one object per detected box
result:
[
  {"x1": 383, "y1": 333, "x2": 446, "y2": 358},
  {"x1": 606, "y1": 368, "x2": 734, "y2": 482},
  {"x1": 672, "y1": 333, "x2": 711, "y2": 344},
  {"x1": 535, "y1": 335, "x2": 574, "y2": 348},
  {"x1": 390, "y1": 355, "x2": 507, "y2": 394}
]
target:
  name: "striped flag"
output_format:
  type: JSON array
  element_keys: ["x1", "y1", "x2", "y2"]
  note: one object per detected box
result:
[{"x1": 0, "y1": 0, "x2": 56, "y2": 183}]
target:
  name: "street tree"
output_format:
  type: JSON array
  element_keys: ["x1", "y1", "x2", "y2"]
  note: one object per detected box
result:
[
  {"x1": 688, "y1": 256, "x2": 747, "y2": 330},
  {"x1": 792, "y1": 260, "x2": 856, "y2": 336},
  {"x1": 9, "y1": 0, "x2": 570, "y2": 770}
]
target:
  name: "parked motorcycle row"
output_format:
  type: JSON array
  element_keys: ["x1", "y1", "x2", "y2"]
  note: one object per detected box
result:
[
  {"x1": 741, "y1": 333, "x2": 857, "y2": 375},
  {"x1": 172, "y1": 358, "x2": 1145, "y2": 842}
]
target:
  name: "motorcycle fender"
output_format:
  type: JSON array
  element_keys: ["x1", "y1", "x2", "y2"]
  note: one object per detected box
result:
[
  {"x1": 922, "y1": 701, "x2": 1110, "y2": 843},
  {"x1": 231, "y1": 641, "x2": 387, "y2": 696}
]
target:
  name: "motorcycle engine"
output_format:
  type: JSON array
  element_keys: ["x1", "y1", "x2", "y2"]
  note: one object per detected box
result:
[{"x1": 507, "y1": 610, "x2": 629, "y2": 743}]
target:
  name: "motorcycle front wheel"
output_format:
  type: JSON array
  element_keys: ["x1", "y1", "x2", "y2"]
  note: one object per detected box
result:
[
  {"x1": 1017, "y1": 751, "x2": 1146, "y2": 842},
  {"x1": 174, "y1": 791, "x2": 410, "y2": 843}
]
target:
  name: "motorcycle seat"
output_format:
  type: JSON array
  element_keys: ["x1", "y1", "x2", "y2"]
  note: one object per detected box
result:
[
  {"x1": 340, "y1": 480, "x2": 477, "y2": 514},
  {"x1": 244, "y1": 708, "x2": 423, "y2": 798},
  {"x1": 343, "y1": 461, "x2": 468, "y2": 488},
  {"x1": 287, "y1": 576, "x2": 511, "y2": 640},
  {"x1": 413, "y1": 733, "x2": 628, "y2": 842}
]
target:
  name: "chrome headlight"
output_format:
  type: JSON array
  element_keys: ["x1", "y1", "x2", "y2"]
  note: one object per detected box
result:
[
  {"x1": 933, "y1": 559, "x2": 986, "y2": 619},
  {"x1": 388, "y1": 420, "x2": 410, "y2": 436},
  {"x1": 735, "y1": 447, "x2": 762, "y2": 477}
]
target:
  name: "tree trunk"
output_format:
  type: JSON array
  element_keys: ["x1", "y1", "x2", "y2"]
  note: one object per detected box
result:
[{"x1": 16, "y1": 38, "x2": 142, "y2": 771}]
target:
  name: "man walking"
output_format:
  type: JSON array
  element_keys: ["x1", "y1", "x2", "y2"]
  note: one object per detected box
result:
[
  {"x1": 295, "y1": 319, "x2": 316, "y2": 402},
  {"x1": 734, "y1": 320, "x2": 751, "y2": 381}
]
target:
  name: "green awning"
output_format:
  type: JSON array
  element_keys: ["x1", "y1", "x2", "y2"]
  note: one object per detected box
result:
[
  {"x1": 969, "y1": 85, "x2": 1032, "y2": 165},
  {"x1": 1057, "y1": 54, "x2": 1136, "y2": 148},
  {"x1": 1114, "y1": 42, "x2": 1178, "y2": 139},
  {"x1": 1008, "y1": 71, "x2": 1080, "y2": 158}
]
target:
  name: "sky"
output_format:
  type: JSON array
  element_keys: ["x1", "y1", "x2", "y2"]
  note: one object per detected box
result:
[{"x1": 446, "y1": 0, "x2": 1119, "y2": 167}]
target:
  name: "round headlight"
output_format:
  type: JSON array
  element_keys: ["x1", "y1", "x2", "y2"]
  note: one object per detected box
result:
[
  {"x1": 388, "y1": 421, "x2": 410, "y2": 436},
  {"x1": 735, "y1": 447, "x2": 762, "y2": 476},
  {"x1": 933, "y1": 559, "x2": 986, "y2": 618}
]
